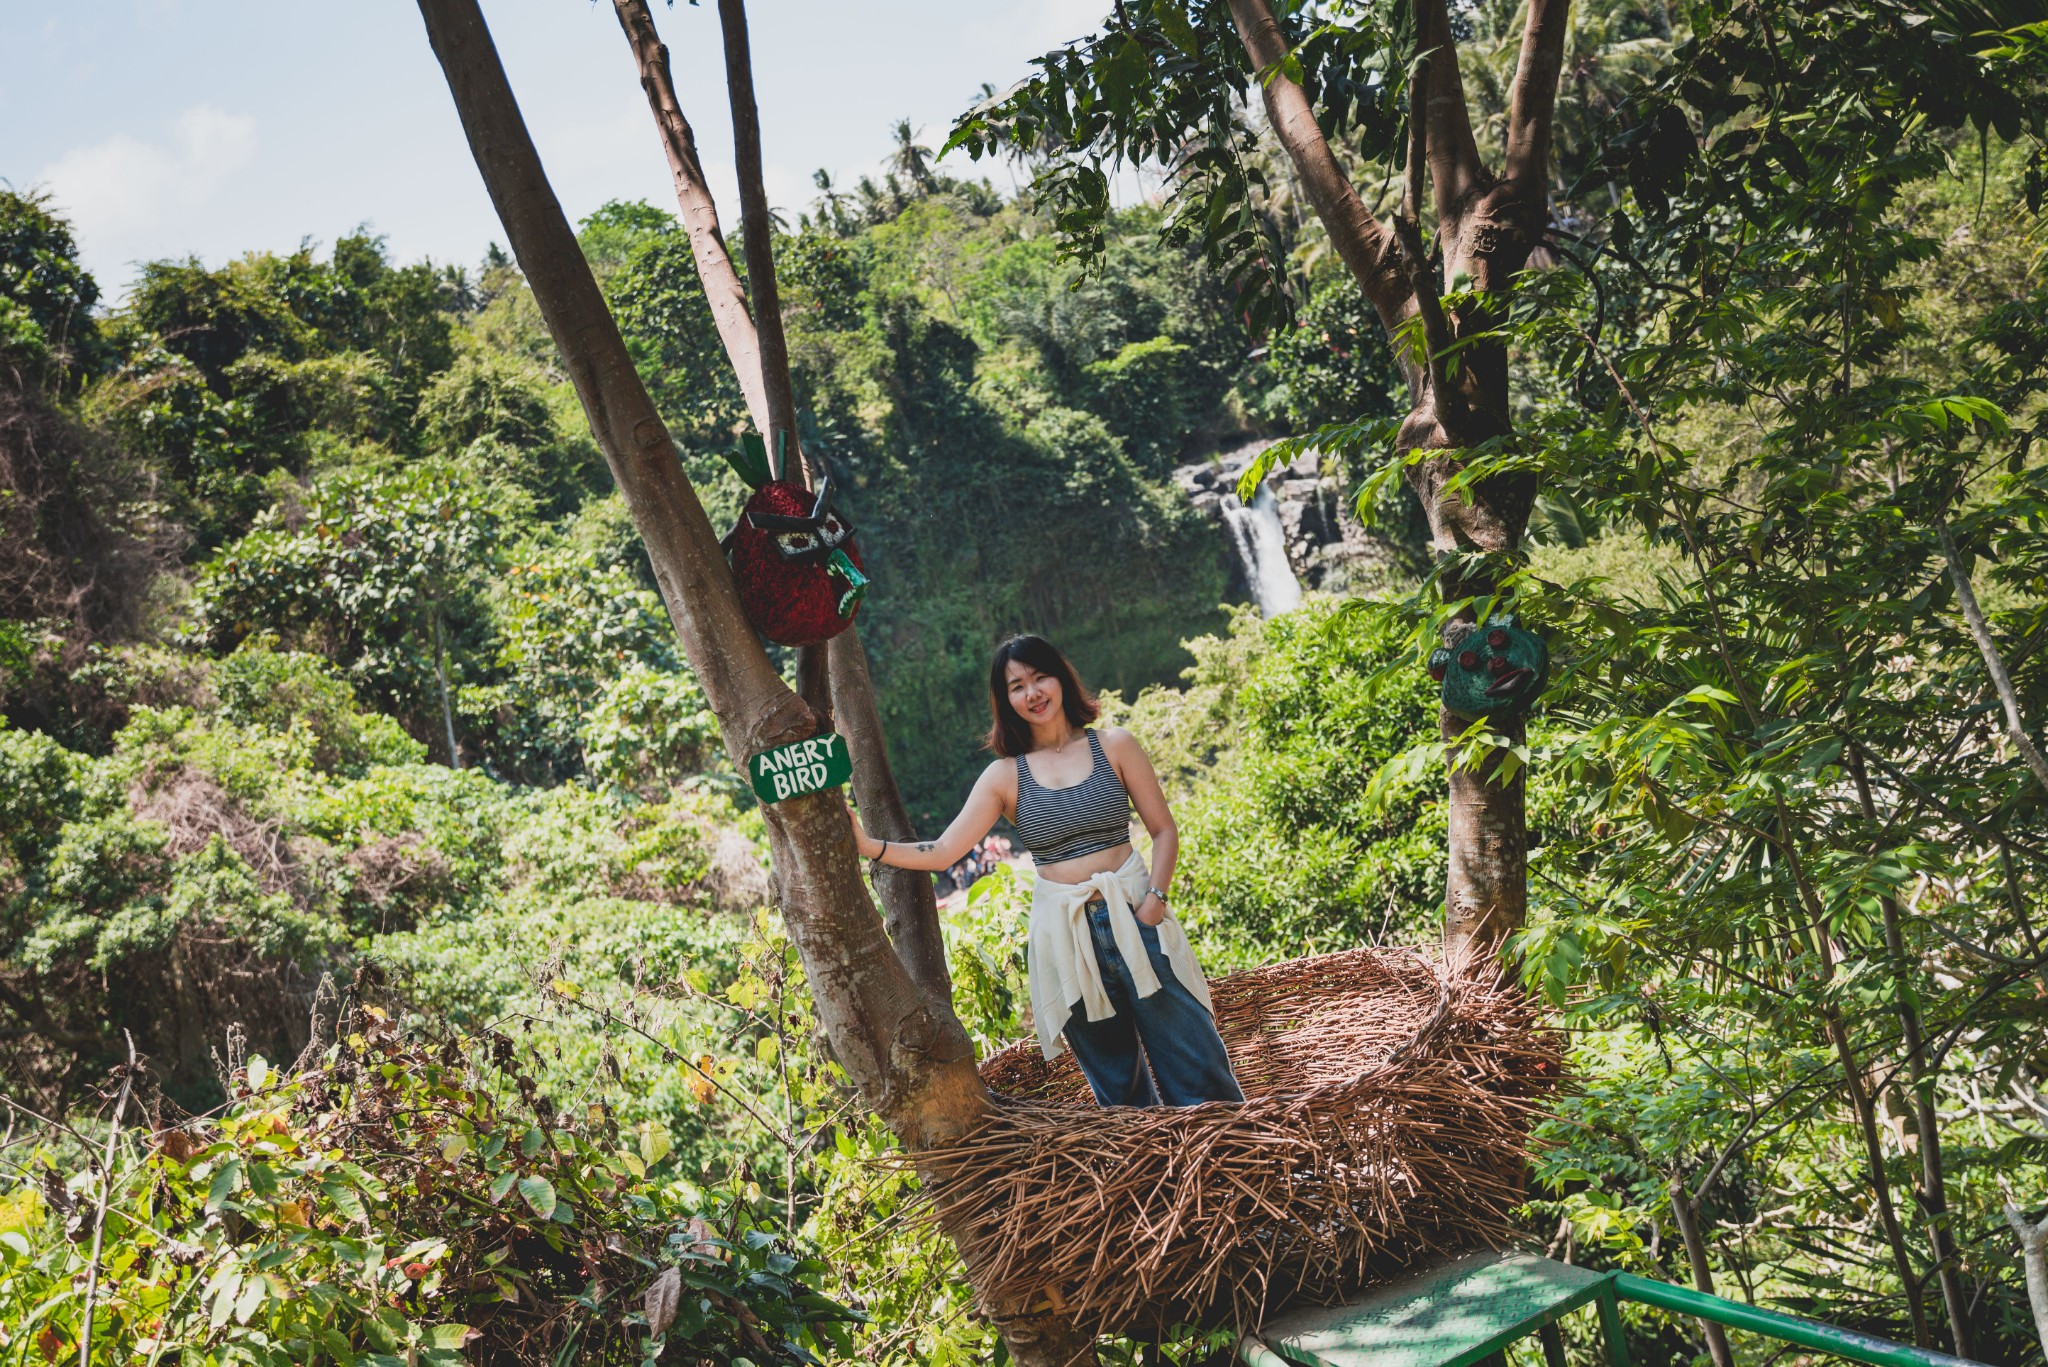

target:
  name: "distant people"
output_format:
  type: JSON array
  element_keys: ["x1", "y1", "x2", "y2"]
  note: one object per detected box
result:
[{"x1": 846, "y1": 635, "x2": 1241, "y2": 1107}]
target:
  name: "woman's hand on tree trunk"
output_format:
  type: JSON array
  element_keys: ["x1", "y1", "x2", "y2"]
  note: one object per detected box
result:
[{"x1": 843, "y1": 797, "x2": 882, "y2": 860}]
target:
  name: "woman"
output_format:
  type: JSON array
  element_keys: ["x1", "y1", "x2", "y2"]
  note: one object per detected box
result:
[{"x1": 846, "y1": 635, "x2": 1242, "y2": 1107}]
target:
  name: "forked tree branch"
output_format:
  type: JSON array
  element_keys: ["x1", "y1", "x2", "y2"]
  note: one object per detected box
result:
[
  {"x1": 1224, "y1": 0, "x2": 1418, "y2": 387},
  {"x1": 612, "y1": 0, "x2": 952, "y2": 998},
  {"x1": 1397, "y1": 0, "x2": 1461, "y2": 428},
  {"x1": 610, "y1": 0, "x2": 771, "y2": 437},
  {"x1": 1416, "y1": 0, "x2": 1486, "y2": 222},
  {"x1": 1503, "y1": 0, "x2": 1573, "y2": 192},
  {"x1": 413, "y1": 0, "x2": 987, "y2": 1150}
]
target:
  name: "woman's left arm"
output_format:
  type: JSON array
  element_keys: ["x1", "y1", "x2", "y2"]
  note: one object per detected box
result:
[{"x1": 1104, "y1": 728, "x2": 1177, "y2": 927}]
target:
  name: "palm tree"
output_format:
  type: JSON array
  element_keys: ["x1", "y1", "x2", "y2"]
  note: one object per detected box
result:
[
  {"x1": 810, "y1": 168, "x2": 854, "y2": 234},
  {"x1": 887, "y1": 117, "x2": 938, "y2": 195}
]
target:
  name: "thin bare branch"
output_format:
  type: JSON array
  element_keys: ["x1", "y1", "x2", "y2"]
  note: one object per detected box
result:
[
  {"x1": 78, "y1": 1032, "x2": 137, "y2": 1367},
  {"x1": 716, "y1": 0, "x2": 804, "y2": 482},
  {"x1": 1934, "y1": 512, "x2": 2048, "y2": 792},
  {"x1": 610, "y1": 0, "x2": 772, "y2": 436}
]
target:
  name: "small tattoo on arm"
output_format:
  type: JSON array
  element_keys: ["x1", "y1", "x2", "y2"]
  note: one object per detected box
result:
[{"x1": 917, "y1": 842, "x2": 934, "y2": 853}]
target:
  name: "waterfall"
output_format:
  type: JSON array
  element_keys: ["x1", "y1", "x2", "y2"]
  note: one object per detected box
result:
[{"x1": 1221, "y1": 482, "x2": 1304, "y2": 616}]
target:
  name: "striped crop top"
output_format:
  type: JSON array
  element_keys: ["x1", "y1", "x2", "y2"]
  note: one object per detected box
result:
[{"x1": 1012, "y1": 730, "x2": 1133, "y2": 864}]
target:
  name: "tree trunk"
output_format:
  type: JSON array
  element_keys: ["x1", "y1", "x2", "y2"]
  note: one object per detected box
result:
[
  {"x1": 609, "y1": 0, "x2": 951, "y2": 1002},
  {"x1": 1851, "y1": 749, "x2": 1973, "y2": 1357},
  {"x1": 2007, "y1": 1203, "x2": 2048, "y2": 1360},
  {"x1": 714, "y1": 0, "x2": 801, "y2": 470},
  {"x1": 1882, "y1": 897, "x2": 1973, "y2": 1359},
  {"x1": 1823, "y1": 999, "x2": 1935, "y2": 1348},
  {"x1": 413, "y1": 4, "x2": 1086, "y2": 1359},
  {"x1": 830, "y1": 627, "x2": 952, "y2": 1002},
  {"x1": 1668, "y1": 1181, "x2": 1736, "y2": 1367},
  {"x1": 1225, "y1": 0, "x2": 1562, "y2": 960},
  {"x1": 608, "y1": 0, "x2": 771, "y2": 435}
]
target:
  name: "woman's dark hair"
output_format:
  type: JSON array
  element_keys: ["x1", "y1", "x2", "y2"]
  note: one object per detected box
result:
[{"x1": 985, "y1": 635, "x2": 1099, "y2": 758}]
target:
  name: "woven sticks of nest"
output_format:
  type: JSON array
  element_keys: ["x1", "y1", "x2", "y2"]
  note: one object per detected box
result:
[{"x1": 914, "y1": 947, "x2": 1560, "y2": 1338}]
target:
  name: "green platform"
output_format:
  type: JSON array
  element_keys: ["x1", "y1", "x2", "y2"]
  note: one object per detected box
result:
[{"x1": 1236, "y1": 1252, "x2": 1984, "y2": 1367}]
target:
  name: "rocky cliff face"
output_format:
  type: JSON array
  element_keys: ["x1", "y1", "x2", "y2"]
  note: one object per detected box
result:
[{"x1": 1175, "y1": 439, "x2": 1400, "y2": 600}]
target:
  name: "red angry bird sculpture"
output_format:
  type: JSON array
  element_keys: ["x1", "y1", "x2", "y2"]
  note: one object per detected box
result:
[{"x1": 721, "y1": 434, "x2": 869, "y2": 646}]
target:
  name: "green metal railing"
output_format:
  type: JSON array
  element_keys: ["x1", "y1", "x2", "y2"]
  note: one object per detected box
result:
[
  {"x1": 1234, "y1": 1252, "x2": 1985, "y2": 1367},
  {"x1": 1610, "y1": 1273, "x2": 1979, "y2": 1367}
]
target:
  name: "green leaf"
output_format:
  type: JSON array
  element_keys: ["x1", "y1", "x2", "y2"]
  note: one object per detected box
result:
[
  {"x1": 517, "y1": 1174, "x2": 557, "y2": 1219},
  {"x1": 233, "y1": 1271, "x2": 269, "y2": 1324},
  {"x1": 489, "y1": 1170, "x2": 517, "y2": 1202},
  {"x1": 210, "y1": 1270, "x2": 242, "y2": 1329},
  {"x1": 424, "y1": 1324, "x2": 473, "y2": 1350},
  {"x1": 321, "y1": 1178, "x2": 367, "y2": 1224},
  {"x1": 207, "y1": 1157, "x2": 245, "y2": 1213},
  {"x1": 317, "y1": 1327, "x2": 359, "y2": 1364},
  {"x1": 1157, "y1": 1, "x2": 1199, "y2": 56}
]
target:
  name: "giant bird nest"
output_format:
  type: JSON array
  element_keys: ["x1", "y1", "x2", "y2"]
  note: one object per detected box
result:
[{"x1": 915, "y1": 947, "x2": 1560, "y2": 1338}]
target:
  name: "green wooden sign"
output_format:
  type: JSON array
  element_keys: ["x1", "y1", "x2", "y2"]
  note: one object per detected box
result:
[{"x1": 748, "y1": 732, "x2": 852, "y2": 804}]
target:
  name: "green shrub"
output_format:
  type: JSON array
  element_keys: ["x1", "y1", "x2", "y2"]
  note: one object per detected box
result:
[
  {"x1": 213, "y1": 643, "x2": 426, "y2": 774},
  {"x1": 580, "y1": 665, "x2": 724, "y2": 801},
  {"x1": 1119, "y1": 598, "x2": 1445, "y2": 966},
  {"x1": 0, "y1": 1003, "x2": 853, "y2": 1366},
  {"x1": 1082, "y1": 334, "x2": 1223, "y2": 475}
]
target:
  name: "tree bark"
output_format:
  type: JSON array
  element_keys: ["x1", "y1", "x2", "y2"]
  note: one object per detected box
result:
[
  {"x1": 1224, "y1": 0, "x2": 1565, "y2": 960},
  {"x1": 412, "y1": 0, "x2": 982, "y2": 1147},
  {"x1": 609, "y1": 0, "x2": 951, "y2": 1001},
  {"x1": 830, "y1": 627, "x2": 952, "y2": 1003},
  {"x1": 608, "y1": 0, "x2": 771, "y2": 436},
  {"x1": 2007, "y1": 1202, "x2": 2048, "y2": 1360},
  {"x1": 1851, "y1": 749, "x2": 1973, "y2": 1358},
  {"x1": 414, "y1": 4, "x2": 1086, "y2": 1359},
  {"x1": 1934, "y1": 512, "x2": 2048, "y2": 792},
  {"x1": 1667, "y1": 1181, "x2": 1736, "y2": 1367}
]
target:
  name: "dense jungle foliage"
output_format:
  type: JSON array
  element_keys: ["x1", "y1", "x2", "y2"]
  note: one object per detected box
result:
[{"x1": 4, "y1": 0, "x2": 2048, "y2": 1363}]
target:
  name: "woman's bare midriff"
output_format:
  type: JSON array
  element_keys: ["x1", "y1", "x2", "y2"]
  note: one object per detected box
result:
[{"x1": 1033, "y1": 839, "x2": 1134, "y2": 887}]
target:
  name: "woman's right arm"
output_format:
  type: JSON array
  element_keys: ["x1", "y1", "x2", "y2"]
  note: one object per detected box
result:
[{"x1": 846, "y1": 762, "x2": 1009, "y2": 872}]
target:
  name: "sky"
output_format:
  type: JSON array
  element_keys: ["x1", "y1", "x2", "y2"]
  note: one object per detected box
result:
[{"x1": 4, "y1": 0, "x2": 1111, "y2": 300}]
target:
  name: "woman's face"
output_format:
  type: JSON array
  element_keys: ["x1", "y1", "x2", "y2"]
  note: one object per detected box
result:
[{"x1": 1005, "y1": 659, "x2": 1062, "y2": 728}]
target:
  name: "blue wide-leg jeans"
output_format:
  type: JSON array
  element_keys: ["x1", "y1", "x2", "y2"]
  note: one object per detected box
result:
[{"x1": 1060, "y1": 897, "x2": 1244, "y2": 1107}]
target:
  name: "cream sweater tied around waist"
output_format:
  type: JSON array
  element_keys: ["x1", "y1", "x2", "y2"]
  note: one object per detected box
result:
[{"x1": 1027, "y1": 848, "x2": 1215, "y2": 1060}]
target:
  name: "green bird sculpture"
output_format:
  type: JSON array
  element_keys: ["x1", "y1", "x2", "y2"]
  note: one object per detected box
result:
[{"x1": 1428, "y1": 613, "x2": 1550, "y2": 719}]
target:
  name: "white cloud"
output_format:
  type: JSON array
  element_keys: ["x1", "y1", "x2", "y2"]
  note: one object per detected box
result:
[{"x1": 36, "y1": 105, "x2": 257, "y2": 260}]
